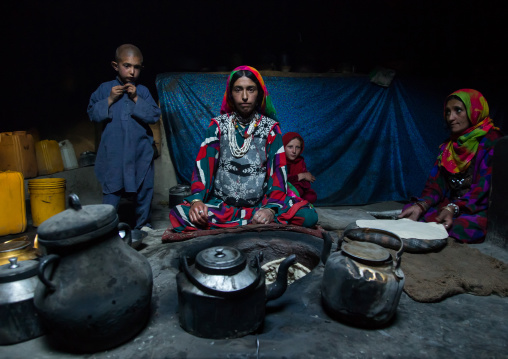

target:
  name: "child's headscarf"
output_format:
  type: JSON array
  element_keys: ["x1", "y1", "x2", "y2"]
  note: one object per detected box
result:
[
  {"x1": 220, "y1": 66, "x2": 277, "y2": 120},
  {"x1": 439, "y1": 89, "x2": 497, "y2": 173},
  {"x1": 283, "y1": 132, "x2": 306, "y2": 178}
]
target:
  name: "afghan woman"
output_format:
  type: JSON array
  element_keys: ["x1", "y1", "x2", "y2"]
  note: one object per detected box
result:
[
  {"x1": 398, "y1": 89, "x2": 504, "y2": 243},
  {"x1": 169, "y1": 66, "x2": 318, "y2": 232}
]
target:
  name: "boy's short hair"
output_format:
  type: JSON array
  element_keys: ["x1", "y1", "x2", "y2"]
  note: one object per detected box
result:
[{"x1": 115, "y1": 44, "x2": 143, "y2": 63}]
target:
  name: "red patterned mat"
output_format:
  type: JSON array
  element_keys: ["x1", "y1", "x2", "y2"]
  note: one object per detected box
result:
[{"x1": 162, "y1": 223, "x2": 326, "y2": 243}]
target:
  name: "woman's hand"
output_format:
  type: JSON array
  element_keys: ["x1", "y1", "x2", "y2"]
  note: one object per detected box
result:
[
  {"x1": 435, "y1": 208, "x2": 453, "y2": 230},
  {"x1": 298, "y1": 172, "x2": 316, "y2": 182},
  {"x1": 252, "y1": 208, "x2": 275, "y2": 224},
  {"x1": 398, "y1": 204, "x2": 423, "y2": 221},
  {"x1": 189, "y1": 201, "x2": 208, "y2": 227}
]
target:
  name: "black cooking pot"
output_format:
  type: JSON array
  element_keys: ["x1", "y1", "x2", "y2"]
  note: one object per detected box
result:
[
  {"x1": 168, "y1": 184, "x2": 191, "y2": 208},
  {"x1": 177, "y1": 246, "x2": 296, "y2": 339},
  {"x1": 33, "y1": 194, "x2": 153, "y2": 353}
]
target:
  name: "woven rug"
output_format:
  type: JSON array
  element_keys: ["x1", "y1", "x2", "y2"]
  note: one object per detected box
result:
[
  {"x1": 161, "y1": 223, "x2": 326, "y2": 243},
  {"x1": 401, "y1": 238, "x2": 508, "y2": 302}
]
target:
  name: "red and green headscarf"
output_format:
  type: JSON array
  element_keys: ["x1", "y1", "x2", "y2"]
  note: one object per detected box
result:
[
  {"x1": 439, "y1": 88, "x2": 497, "y2": 173},
  {"x1": 220, "y1": 65, "x2": 278, "y2": 120}
]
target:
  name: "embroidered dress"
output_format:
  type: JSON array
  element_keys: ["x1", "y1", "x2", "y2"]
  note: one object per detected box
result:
[
  {"x1": 169, "y1": 114, "x2": 316, "y2": 232},
  {"x1": 407, "y1": 89, "x2": 503, "y2": 243}
]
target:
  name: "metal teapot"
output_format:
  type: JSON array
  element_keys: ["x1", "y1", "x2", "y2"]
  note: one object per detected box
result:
[
  {"x1": 177, "y1": 246, "x2": 296, "y2": 339},
  {"x1": 321, "y1": 227, "x2": 405, "y2": 327}
]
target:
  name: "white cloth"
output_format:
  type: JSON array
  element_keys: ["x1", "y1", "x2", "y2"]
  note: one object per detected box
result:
[{"x1": 355, "y1": 218, "x2": 448, "y2": 240}]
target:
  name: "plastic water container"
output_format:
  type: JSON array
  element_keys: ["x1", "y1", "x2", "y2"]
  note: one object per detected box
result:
[
  {"x1": 59, "y1": 140, "x2": 78, "y2": 170},
  {"x1": 0, "y1": 131, "x2": 38, "y2": 178},
  {"x1": 0, "y1": 171, "x2": 27, "y2": 236},
  {"x1": 35, "y1": 140, "x2": 64, "y2": 175},
  {"x1": 28, "y1": 178, "x2": 66, "y2": 227}
]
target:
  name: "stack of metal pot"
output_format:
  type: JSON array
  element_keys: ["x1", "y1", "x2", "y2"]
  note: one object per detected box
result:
[{"x1": 0, "y1": 257, "x2": 45, "y2": 345}]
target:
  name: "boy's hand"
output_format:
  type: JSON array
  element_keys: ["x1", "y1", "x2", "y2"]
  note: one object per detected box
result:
[
  {"x1": 124, "y1": 83, "x2": 138, "y2": 103},
  {"x1": 108, "y1": 85, "x2": 126, "y2": 106}
]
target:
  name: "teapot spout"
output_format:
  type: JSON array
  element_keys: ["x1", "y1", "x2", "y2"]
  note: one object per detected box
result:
[{"x1": 266, "y1": 254, "x2": 296, "y2": 301}]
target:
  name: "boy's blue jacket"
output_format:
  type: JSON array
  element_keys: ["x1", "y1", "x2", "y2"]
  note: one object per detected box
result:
[{"x1": 87, "y1": 78, "x2": 161, "y2": 194}]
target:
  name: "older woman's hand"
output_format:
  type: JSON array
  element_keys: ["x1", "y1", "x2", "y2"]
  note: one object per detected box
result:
[
  {"x1": 436, "y1": 208, "x2": 453, "y2": 229},
  {"x1": 398, "y1": 204, "x2": 423, "y2": 221},
  {"x1": 189, "y1": 201, "x2": 209, "y2": 227},
  {"x1": 252, "y1": 208, "x2": 275, "y2": 224}
]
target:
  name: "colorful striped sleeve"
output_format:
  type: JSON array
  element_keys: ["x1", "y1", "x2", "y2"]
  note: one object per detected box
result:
[
  {"x1": 185, "y1": 120, "x2": 220, "y2": 203},
  {"x1": 261, "y1": 123, "x2": 288, "y2": 212}
]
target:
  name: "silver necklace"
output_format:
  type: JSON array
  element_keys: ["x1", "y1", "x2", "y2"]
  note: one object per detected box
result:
[{"x1": 228, "y1": 112, "x2": 260, "y2": 158}]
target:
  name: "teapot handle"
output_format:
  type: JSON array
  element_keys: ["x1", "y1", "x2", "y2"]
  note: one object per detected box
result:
[
  {"x1": 38, "y1": 254, "x2": 60, "y2": 292},
  {"x1": 342, "y1": 227, "x2": 404, "y2": 269}
]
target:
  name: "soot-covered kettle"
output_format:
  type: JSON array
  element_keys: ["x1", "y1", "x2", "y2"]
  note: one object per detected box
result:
[
  {"x1": 177, "y1": 246, "x2": 296, "y2": 339},
  {"x1": 321, "y1": 227, "x2": 405, "y2": 327},
  {"x1": 33, "y1": 194, "x2": 153, "y2": 353}
]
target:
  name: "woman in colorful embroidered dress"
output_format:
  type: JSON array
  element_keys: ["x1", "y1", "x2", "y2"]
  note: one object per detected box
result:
[
  {"x1": 398, "y1": 89, "x2": 503, "y2": 243},
  {"x1": 169, "y1": 66, "x2": 318, "y2": 232}
]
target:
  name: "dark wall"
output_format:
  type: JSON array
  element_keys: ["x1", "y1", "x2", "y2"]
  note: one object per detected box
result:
[{"x1": 3, "y1": 0, "x2": 507, "y2": 136}]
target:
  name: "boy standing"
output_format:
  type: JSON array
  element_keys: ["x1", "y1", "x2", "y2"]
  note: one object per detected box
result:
[{"x1": 87, "y1": 44, "x2": 161, "y2": 237}]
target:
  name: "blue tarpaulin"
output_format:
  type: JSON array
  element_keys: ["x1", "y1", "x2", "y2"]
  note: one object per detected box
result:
[{"x1": 156, "y1": 72, "x2": 505, "y2": 206}]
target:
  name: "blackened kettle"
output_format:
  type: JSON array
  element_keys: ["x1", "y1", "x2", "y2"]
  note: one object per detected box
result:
[
  {"x1": 177, "y1": 246, "x2": 296, "y2": 339},
  {"x1": 321, "y1": 227, "x2": 405, "y2": 327},
  {"x1": 33, "y1": 194, "x2": 153, "y2": 353}
]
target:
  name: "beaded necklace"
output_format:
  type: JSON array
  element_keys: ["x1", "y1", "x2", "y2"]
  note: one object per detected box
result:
[{"x1": 228, "y1": 112, "x2": 262, "y2": 158}]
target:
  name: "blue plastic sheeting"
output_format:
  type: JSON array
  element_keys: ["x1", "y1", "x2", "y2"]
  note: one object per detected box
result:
[{"x1": 155, "y1": 73, "x2": 502, "y2": 206}]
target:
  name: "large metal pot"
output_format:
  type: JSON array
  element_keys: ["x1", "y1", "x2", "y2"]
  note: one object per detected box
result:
[
  {"x1": 177, "y1": 246, "x2": 296, "y2": 339},
  {"x1": 0, "y1": 257, "x2": 45, "y2": 344},
  {"x1": 33, "y1": 194, "x2": 153, "y2": 353},
  {"x1": 168, "y1": 184, "x2": 191, "y2": 208},
  {"x1": 321, "y1": 227, "x2": 405, "y2": 327}
]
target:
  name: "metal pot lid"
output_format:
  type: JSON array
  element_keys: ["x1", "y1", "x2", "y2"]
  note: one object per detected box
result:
[
  {"x1": 0, "y1": 257, "x2": 39, "y2": 283},
  {"x1": 37, "y1": 194, "x2": 118, "y2": 247},
  {"x1": 195, "y1": 246, "x2": 247, "y2": 275},
  {"x1": 342, "y1": 241, "x2": 391, "y2": 263},
  {"x1": 0, "y1": 238, "x2": 31, "y2": 254},
  {"x1": 169, "y1": 184, "x2": 190, "y2": 195}
]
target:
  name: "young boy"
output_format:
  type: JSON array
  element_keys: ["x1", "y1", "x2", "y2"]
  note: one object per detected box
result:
[{"x1": 87, "y1": 44, "x2": 161, "y2": 238}]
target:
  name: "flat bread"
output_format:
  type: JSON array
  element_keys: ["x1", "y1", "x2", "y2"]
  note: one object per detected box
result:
[{"x1": 355, "y1": 218, "x2": 448, "y2": 240}]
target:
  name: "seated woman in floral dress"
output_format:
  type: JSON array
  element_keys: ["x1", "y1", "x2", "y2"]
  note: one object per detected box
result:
[
  {"x1": 398, "y1": 89, "x2": 503, "y2": 243},
  {"x1": 169, "y1": 66, "x2": 318, "y2": 232}
]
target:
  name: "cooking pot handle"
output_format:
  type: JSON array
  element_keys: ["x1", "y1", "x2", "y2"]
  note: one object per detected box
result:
[
  {"x1": 118, "y1": 222, "x2": 132, "y2": 246},
  {"x1": 342, "y1": 227, "x2": 404, "y2": 269},
  {"x1": 180, "y1": 256, "x2": 262, "y2": 298},
  {"x1": 38, "y1": 254, "x2": 60, "y2": 292}
]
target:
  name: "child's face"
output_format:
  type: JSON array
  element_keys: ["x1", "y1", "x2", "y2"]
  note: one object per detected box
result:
[
  {"x1": 285, "y1": 138, "x2": 302, "y2": 161},
  {"x1": 111, "y1": 55, "x2": 143, "y2": 84}
]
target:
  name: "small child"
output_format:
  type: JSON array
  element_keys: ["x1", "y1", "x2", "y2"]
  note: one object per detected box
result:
[
  {"x1": 87, "y1": 44, "x2": 161, "y2": 237},
  {"x1": 283, "y1": 132, "x2": 317, "y2": 203}
]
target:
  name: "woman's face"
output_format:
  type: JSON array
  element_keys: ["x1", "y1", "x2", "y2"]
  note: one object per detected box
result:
[
  {"x1": 445, "y1": 98, "x2": 471, "y2": 135},
  {"x1": 231, "y1": 76, "x2": 258, "y2": 118},
  {"x1": 285, "y1": 138, "x2": 302, "y2": 161}
]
